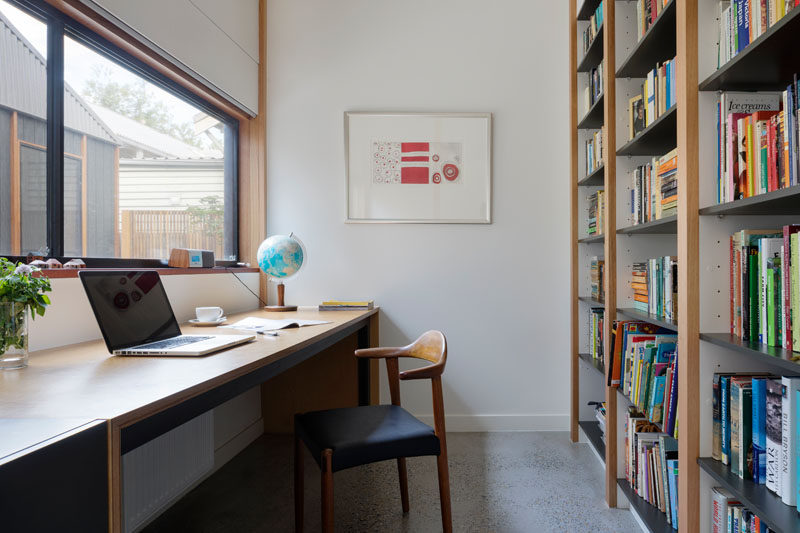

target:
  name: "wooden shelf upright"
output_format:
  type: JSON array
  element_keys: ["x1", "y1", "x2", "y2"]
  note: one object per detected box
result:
[{"x1": 571, "y1": 0, "x2": 696, "y2": 529}]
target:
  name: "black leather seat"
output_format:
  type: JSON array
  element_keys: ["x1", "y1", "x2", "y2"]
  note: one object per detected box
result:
[{"x1": 295, "y1": 404, "x2": 440, "y2": 472}]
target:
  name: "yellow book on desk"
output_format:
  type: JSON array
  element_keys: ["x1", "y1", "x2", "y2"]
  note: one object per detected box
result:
[{"x1": 319, "y1": 300, "x2": 374, "y2": 311}]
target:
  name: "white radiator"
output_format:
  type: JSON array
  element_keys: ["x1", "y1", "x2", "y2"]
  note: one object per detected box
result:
[{"x1": 122, "y1": 411, "x2": 214, "y2": 533}]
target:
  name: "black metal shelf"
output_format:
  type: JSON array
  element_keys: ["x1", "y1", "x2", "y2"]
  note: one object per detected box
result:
[
  {"x1": 698, "y1": 457, "x2": 799, "y2": 533},
  {"x1": 578, "y1": 296, "x2": 605, "y2": 307},
  {"x1": 700, "y1": 8, "x2": 800, "y2": 91},
  {"x1": 616, "y1": 479, "x2": 676, "y2": 533},
  {"x1": 616, "y1": 0, "x2": 676, "y2": 79},
  {"x1": 579, "y1": 234, "x2": 605, "y2": 244},
  {"x1": 578, "y1": 25, "x2": 604, "y2": 73},
  {"x1": 579, "y1": 165, "x2": 604, "y2": 187},
  {"x1": 579, "y1": 352, "x2": 605, "y2": 376},
  {"x1": 617, "y1": 106, "x2": 677, "y2": 156},
  {"x1": 699, "y1": 184, "x2": 800, "y2": 216},
  {"x1": 699, "y1": 333, "x2": 800, "y2": 373},
  {"x1": 578, "y1": 420, "x2": 605, "y2": 463},
  {"x1": 617, "y1": 308, "x2": 677, "y2": 331},
  {"x1": 617, "y1": 215, "x2": 677, "y2": 235},
  {"x1": 577, "y1": 0, "x2": 603, "y2": 21},
  {"x1": 578, "y1": 94, "x2": 604, "y2": 130}
]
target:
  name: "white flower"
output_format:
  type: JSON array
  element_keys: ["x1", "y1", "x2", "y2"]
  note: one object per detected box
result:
[{"x1": 14, "y1": 264, "x2": 33, "y2": 276}]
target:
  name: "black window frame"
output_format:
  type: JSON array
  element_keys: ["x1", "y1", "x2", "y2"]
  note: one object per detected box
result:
[{"x1": 4, "y1": 0, "x2": 239, "y2": 266}]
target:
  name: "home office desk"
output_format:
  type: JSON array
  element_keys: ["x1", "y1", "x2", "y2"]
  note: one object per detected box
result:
[{"x1": 0, "y1": 307, "x2": 379, "y2": 532}]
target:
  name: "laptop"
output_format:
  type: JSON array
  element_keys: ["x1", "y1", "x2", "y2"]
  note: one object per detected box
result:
[{"x1": 79, "y1": 270, "x2": 255, "y2": 356}]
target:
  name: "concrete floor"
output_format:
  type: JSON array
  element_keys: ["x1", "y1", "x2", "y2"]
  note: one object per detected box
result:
[{"x1": 144, "y1": 432, "x2": 640, "y2": 533}]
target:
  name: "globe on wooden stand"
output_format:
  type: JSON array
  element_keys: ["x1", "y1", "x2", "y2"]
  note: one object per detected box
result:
[{"x1": 256, "y1": 233, "x2": 306, "y2": 312}]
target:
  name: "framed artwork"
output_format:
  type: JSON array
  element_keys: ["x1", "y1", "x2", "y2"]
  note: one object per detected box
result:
[{"x1": 345, "y1": 112, "x2": 492, "y2": 223}]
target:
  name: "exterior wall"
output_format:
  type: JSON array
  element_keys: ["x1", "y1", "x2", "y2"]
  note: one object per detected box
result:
[
  {"x1": 118, "y1": 159, "x2": 224, "y2": 211},
  {"x1": 86, "y1": 138, "x2": 118, "y2": 257},
  {"x1": 0, "y1": 108, "x2": 10, "y2": 253},
  {"x1": 2, "y1": 111, "x2": 117, "y2": 257}
]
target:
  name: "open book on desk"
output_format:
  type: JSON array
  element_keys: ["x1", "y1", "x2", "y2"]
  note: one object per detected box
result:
[{"x1": 220, "y1": 317, "x2": 331, "y2": 332}]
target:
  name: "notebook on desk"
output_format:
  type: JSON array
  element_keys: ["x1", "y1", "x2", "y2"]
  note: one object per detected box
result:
[{"x1": 79, "y1": 271, "x2": 255, "y2": 356}]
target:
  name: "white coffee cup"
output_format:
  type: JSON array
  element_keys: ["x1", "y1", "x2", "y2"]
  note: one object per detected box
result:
[{"x1": 196, "y1": 306, "x2": 224, "y2": 322}]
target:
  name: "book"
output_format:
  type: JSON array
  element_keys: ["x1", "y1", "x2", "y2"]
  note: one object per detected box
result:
[
  {"x1": 711, "y1": 487, "x2": 740, "y2": 533},
  {"x1": 667, "y1": 459, "x2": 679, "y2": 528},
  {"x1": 731, "y1": 377, "x2": 754, "y2": 479},
  {"x1": 766, "y1": 378, "x2": 783, "y2": 495},
  {"x1": 630, "y1": 95, "x2": 645, "y2": 140},
  {"x1": 781, "y1": 376, "x2": 800, "y2": 504},
  {"x1": 752, "y1": 377, "x2": 767, "y2": 484}
]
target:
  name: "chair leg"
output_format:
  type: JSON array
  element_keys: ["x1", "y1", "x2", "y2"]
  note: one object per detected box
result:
[
  {"x1": 321, "y1": 449, "x2": 334, "y2": 533},
  {"x1": 294, "y1": 435, "x2": 304, "y2": 533},
  {"x1": 397, "y1": 457, "x2": 410, "y2": 513},
  {"x1": 436, "y1": 451, "x2": 453, "y2": 533}
]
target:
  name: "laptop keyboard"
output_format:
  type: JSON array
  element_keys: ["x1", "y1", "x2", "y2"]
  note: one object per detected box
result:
[{"x1": 136, "y1": 335, "x2": 213, "y2": 350}]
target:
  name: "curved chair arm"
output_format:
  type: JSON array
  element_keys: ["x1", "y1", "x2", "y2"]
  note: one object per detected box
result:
[
  {"x1": 399, "y1": 360, "x2": 445, "y2": 381},
  {"x1": 354, "y1": 346, "x2": 406, "y2": 359}
]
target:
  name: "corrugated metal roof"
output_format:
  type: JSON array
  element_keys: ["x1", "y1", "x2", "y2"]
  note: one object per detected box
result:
[
  {"x1": 91, "y1": 104, "x2": 222, "y2": 159},
  {"x1": 0, "y1": 11, "x2": 117, "y2": 144}
]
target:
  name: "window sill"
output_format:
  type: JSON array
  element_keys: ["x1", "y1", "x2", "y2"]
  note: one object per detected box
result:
[{"x1": 32, "y1": 267, "x2": 260, "y2": 279}]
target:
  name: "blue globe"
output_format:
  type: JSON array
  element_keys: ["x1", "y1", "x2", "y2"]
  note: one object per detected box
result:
[{"x1": 257, "y1": 234, "x2": 305, "y2": 280}]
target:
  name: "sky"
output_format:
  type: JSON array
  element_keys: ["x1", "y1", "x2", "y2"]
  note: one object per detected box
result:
[{"x1": 0, "y1": 0, "x2": 201, "y2": 126}]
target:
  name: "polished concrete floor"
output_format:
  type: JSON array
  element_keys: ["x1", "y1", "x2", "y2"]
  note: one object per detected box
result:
[{"x1": 144, "y1": 432, "x2": 640, "y2": 532}]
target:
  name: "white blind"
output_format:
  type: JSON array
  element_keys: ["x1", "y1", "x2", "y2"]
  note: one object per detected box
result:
[{"x1": 81, "y1": 0, "x2": 259, "y2": 115}]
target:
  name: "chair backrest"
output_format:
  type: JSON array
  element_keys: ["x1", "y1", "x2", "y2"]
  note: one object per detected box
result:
[{"x1": 384, "y1": 330, "x2": 447, "y2": 438}]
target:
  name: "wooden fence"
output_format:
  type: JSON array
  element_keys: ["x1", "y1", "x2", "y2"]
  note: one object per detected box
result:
[{"x1": 120, "y1": 210, "x2": 224, "y2": 259}]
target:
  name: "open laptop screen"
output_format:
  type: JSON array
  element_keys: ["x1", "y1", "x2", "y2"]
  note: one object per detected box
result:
[{"x1": 79, "y1": 271, "x2": 182, "y2": 352}]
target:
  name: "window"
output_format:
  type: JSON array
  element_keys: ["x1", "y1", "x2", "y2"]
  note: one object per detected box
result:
[{"x1": 0, "y1": 0, "x2": 238, "y2": 262}]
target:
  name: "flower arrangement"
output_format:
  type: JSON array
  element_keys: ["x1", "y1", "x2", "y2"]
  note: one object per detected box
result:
[{"x1": 0, "y1": 258, "x2": 52, "y2": 364}]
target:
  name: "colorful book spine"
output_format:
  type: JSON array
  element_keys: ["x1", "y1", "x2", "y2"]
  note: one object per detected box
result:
[
  {"x1": 766, "y1": 378, "x2": 783, "y2": 495},
  {"x1": 752, "y1": 377, "x2": 767, "y2": 484},
  {"x1": 781, "y1": 377, "x2": 800, "y2": 504}
]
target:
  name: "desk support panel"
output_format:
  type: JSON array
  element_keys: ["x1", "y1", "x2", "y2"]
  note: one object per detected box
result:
[{"x1": 121, "y1": 319, "x2": 370, "y2": 454}]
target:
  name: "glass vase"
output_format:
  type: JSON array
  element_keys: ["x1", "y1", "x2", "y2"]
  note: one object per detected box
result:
[{"x1": 0, "y1": 302, "x2": 29, "y2": 370}]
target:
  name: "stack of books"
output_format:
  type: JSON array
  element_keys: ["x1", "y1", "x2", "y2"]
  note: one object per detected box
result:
[
  {"x1": 585, "y1": 128, "x2": 603, "y2": 176},
  {"x1": 590, "y1": 308, "x2": 604, "y2": 360},
  {"x1": 715, "y1": 89, "x2": 800, "y2": 204},
  {"x1": 711, "y1": 486, "x2": 772, "y2": 533},
  {"x1": 318, "y1": 300, "x2": 374, "y2": 311},
  {"x1": 591, "y1": 256, "x2": 605, "y2": 302},
  {"x1": 632, "y1": 262, "x2": 649, "y2": 312},
  {"x1": 717, "y1": 1, "x2": 796, "y2": 68},
  {"x1": 629, "y1": 148, "x2": 678, "y2": 225},
  {"x1": 712, "y1": 374, "x2": 800, "y2": 511},
  {"x1": 635, "y1": 0, "x2": 671, "y2": 40},
  {"x1": 583, "y1": 1, "x2": 604, "y2": 55},
  {"x1": 627, "y1": 58, "x2": 676, "y2": 140},
  {"x1": 624, "y1": 407, "x2": 679, "y2": 527},
  {"x1": 584, "y1": 61, "x2": 603, "y2": 111},
  {"x1": 631, "y1": 257, "x2": 677, "y2": 319},
  {"x1": 658, "y1": 149, "x2": 678, "y2": 218},
  {"x1": 587, "y1": 190, "x2": 605, "y2": 236},
  {"x1": 729, "y1": 225, "x2": 800, "y2": 351}
]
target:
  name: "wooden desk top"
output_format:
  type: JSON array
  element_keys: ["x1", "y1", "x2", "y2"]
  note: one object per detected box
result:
[{"x1": 0, "y1": 308, "x2": 378, "y2": 427}]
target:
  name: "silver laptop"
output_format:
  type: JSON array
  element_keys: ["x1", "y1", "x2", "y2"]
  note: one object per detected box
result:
[{"x1": 79, "y1": 270, "x2": 255, "y2": 356}]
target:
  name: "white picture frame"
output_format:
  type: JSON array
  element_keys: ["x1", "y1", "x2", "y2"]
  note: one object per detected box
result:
[{"x1": 344, "y1": 112, "x2": 492, "y2": 223}]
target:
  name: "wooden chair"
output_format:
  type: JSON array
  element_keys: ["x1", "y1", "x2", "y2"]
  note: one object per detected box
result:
[{"x1": 293, "y1": 330, "x2": 452, "y2": 533}]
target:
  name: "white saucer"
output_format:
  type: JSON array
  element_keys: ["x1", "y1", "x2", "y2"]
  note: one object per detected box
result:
[{"x1": 188, "y1": 316, "x2": 227, "y2": 326}]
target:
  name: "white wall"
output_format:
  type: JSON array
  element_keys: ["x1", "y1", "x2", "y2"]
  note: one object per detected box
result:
[
  {"x1": 81, "y1": 0, "x2": 259, "y2": 114},
  {"x1": 266, "y1": 0, "x2": 571, "y2": 431}
]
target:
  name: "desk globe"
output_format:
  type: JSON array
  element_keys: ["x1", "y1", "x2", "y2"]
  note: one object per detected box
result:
[{"x1": 256, "y1": 233, "x2": 306, "y2": 311}]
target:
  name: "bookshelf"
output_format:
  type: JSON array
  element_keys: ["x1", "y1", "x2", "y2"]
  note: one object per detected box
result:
[
  {"x1": 572, "y1": 0, "x2": 800, "y2": 530},
  {"x1": 692, "y1": 0, "x2": 800, "y2": 529},
  {"x1": 570, "y1": 0, "x2": 613, "y2": 506},
  {"x1": 570, "y1": 0, "x2": 690, "y2": 529}
]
